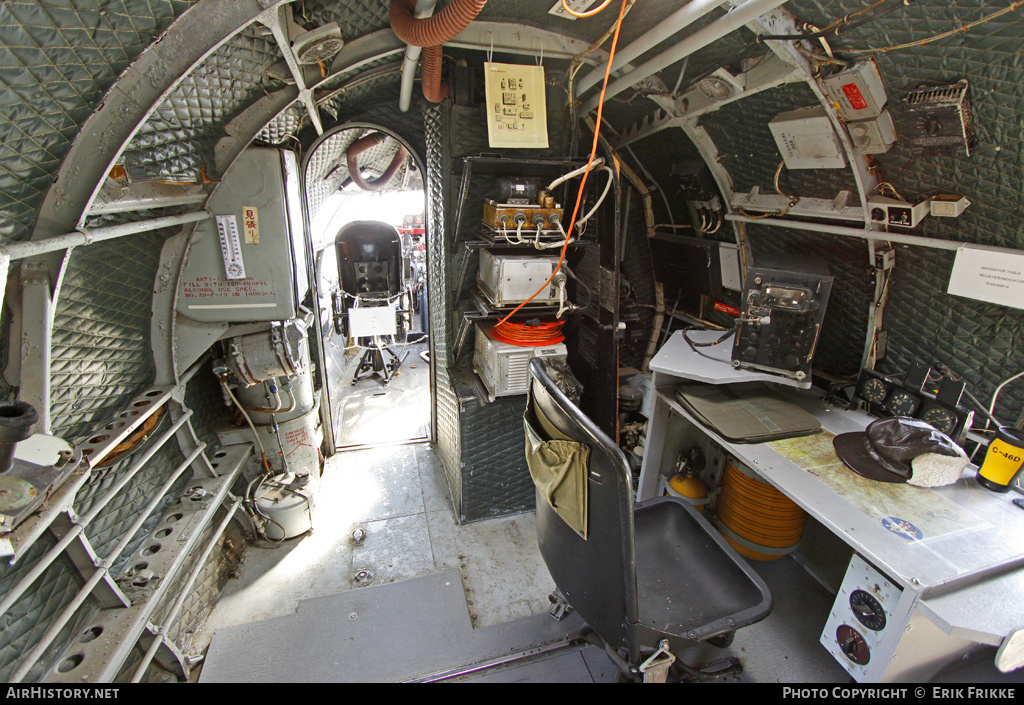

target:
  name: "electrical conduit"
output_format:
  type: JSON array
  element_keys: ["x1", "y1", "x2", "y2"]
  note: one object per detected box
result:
[
  {"x1": 398, "y1": 0, "x2": 438, "y2": 112},
  {"x1": 389, "y1": 0, "x2": 488, "y2": 103}
]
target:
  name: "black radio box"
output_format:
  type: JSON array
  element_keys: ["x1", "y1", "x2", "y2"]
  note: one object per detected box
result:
[{"x1": 732, "y1": 255, "x2": 833, "y2": 383}]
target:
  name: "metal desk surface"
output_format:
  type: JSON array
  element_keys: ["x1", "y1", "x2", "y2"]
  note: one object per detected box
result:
[
  {"x1": 649, "y1": 329, "x2": 812, "y2": 389},
  {"x1": 646, "y1": 331, "x2": 1024, "y2": 599}
]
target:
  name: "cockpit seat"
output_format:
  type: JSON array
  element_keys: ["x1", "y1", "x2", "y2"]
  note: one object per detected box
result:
[{"x1": 525, "y1": 357, "x2": 772, "y2": 682}]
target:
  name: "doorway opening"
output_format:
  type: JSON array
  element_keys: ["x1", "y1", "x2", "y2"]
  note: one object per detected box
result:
[{"x1": 303, "y1": 124, "x2": 429, "y2": 450}]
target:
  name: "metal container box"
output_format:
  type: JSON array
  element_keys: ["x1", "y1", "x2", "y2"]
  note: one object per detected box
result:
[
  {"x1": 477, "y1": 249, "x2": 565, "y2": 307},
  {"x1": 769, "y1": 106, "x2": 847, "y2": 170},
  {"x1": 473, "y1": 322, "x2": 567, "y2": 400},
  {"x1": 822, "y1": 60, "x2": 888, "y2": 120}
]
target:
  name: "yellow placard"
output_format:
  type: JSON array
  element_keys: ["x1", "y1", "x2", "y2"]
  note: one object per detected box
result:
[
  {"x1": 485, "y1": 62, "x2": 549, "y2": 149},
  {"x1": 242, "y1": 206, "x2": 259, "y2": 244}
]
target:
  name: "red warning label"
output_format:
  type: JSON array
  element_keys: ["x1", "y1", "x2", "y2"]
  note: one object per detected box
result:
[{"x1": 842, "y1": 83, "x2": 869, "y2": 111}]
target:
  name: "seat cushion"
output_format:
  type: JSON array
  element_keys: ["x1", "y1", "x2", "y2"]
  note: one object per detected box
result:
[{"x1": 632, "y1": 497, "x2": 771, "y2": 639}]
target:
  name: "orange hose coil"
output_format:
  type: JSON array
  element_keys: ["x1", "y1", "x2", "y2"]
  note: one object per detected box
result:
[{"x1": 714, "y1": 462, "x2": 808, "y2": 561}]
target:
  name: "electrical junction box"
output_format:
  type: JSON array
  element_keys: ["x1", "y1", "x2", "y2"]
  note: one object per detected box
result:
[
  {"x1": 868, "y1": 196, "x2": 930, "y2": 228},
  {"x1": 769, "y1": 106, "x2": 847, "y2": 170},
  {"x1": 478, "y1": 249, "x2": 565, "y2": 307},
  {"x1": 930, "y1": 195, "x2": 971, "y2": 218},
  {"x1": 473, "y1": 322, "x2": 567, "y2": 400},
  {"x1": 822, "y1": 60, "x2": 888, "y2": 120},
  {"x1": 847, "y1": 110, "x2": 897, "y2": 155}
]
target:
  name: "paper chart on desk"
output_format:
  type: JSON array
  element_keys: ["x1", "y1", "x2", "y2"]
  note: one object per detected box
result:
[{"x1": 767, "y1": 432, "x2": 986, "y2": 541}]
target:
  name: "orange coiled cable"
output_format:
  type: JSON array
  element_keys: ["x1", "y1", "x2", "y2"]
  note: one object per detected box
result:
[{"x1": 492, "y1": 0, "x2": 627, "y2": 346}]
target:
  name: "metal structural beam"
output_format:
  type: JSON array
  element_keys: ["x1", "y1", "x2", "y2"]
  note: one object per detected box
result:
[
  {"x1": 256, "y1": 5, "x2": 325, "y2": 136},
  {"x1": 614, "y1": 52, "x2": 801, "y2": 150},
  {"x1": 17, "y1": 262, "x2": 52, "y2": 433},
  {"x1": 575, "y1": 0, "x2": 728, "y2": 96},
  {"x1": 725, "y1": 213, "x2": 1024, "y2": 258},
  {"x1": 87, "y1": 182, "x2": 209, "y2": 216},
  {"x1": 578, "y1": 0, "x2": 790, "y2": 114}
]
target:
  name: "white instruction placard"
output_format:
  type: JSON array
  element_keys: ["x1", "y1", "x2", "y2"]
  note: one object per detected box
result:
[
  {"x1": 485, "y1": 62, "x2": 549, "y2": 149},
  {"x1": 947, "y1": 246, "x2": 1024, "y2": 310}
]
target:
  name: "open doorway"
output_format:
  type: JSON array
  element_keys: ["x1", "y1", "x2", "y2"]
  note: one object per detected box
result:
[{"x1": 303, "y1": 125, "x2": 429, "y2": 449}]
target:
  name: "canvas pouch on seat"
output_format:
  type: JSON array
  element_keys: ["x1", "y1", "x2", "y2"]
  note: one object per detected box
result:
[{"x1": 524, "y1": 395, "x2": 590, "y2": 539}]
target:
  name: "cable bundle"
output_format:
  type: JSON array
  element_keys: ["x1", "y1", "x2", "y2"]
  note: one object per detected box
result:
[
  {"x1": 490, "y1": 318, "x2": 565, "y2": 347},
  {"x1": 492, "y1": 0, "x2": 628, "y2": 346}
]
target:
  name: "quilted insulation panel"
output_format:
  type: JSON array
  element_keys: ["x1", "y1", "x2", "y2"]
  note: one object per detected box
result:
[
  {"x1": 48, "y1": 215, "x2": 183, "y2": 444},
  {"x1": 0, "y1": 0, "x2": 197, "y2": 245},
  {"x1": 626, "y1": 0, "x2": 1024, "y2": 424},
  {"x1": 785, "y1": 0, "x2": 1024, "y2": 423},
  {"x1": 448, "y1": 368, "x2": 535, "y2": 523}
]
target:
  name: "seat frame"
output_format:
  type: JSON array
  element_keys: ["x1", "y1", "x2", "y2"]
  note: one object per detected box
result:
[{"x1": 527, "y1": 358, "x2": 772, "y2": 674}]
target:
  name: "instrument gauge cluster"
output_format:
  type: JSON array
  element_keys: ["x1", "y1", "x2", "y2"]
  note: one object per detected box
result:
[
  {"x1": 852, "y1": 368, "x2": 972, "y2": 443},
  {"x1": 884, "y1": 389, "x2": 920, "y2": 417}
]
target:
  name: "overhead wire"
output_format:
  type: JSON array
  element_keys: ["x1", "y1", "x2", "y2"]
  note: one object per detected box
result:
[
  {"x1": 736, "y1": 161, "x2": 800, "y2": 220},
  {"x1": 560, "y1": 0, "x2": 614, "y2": 19},
  {"x1": 844, "y1": 0, "x2": 1024, "y2": 54},
  {"x1": 493, "y1": 0, "x2": 629, "y2": 345}
]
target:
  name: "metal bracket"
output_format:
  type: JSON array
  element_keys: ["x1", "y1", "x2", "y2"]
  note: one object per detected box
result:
[
  {"x1": 639, "y1": 639, "x2": 676, "y2": 683},
  {"x1": 18, "y1": 261, "x2": 52, "y2": 433},
  {"x1": 48, "y1": 513, "x2": 132, "y2": 610},
  {"x1": 547, "y1": 591, "x2": 574, "y2": 621}
]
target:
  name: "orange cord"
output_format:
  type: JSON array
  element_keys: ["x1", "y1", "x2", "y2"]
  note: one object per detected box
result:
[
  {"x1": 493, "y1": 0, "x2": 627, "y2": 345},
  {"x1": 560, "y1": 0, "x2": 614, "y2": 18},
  {"x1": 490, "y1": 320, "x2": 566, "y2": 346}
]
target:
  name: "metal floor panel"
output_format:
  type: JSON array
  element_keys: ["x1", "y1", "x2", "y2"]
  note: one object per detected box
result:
[
  {"x1": 199, "y1": 569, "x2": 585, "y2": 683},
  {"x1": 330, "y1": 338, "x2": 430, "y2": 448}
]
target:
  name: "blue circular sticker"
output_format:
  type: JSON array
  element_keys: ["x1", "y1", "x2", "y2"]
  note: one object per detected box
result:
[{"x1": 882, "y1": 516, "x2": 923, "y2": 541}]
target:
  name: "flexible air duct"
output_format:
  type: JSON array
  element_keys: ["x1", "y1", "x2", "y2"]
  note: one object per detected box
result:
[
  {"x1": 389, "y1": 0, "x2": 487, "y2": 102},
  {"x1": 346, "y1": 133, "x2": 410, "y2": 191}
]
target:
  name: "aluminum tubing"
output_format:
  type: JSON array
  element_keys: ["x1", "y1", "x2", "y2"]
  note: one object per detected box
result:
[
  {"x1": 398, "y1": 0, "x2": 439, "y2": 112},
  {"x1": 578, "y1": 0, "x2": 790, "y2": 113},
  {"x1": 575, "y1": 0, "x2": 728, "y2": 96},
  {"x1": 390, "y1": 0, "x2": 487, "y2": 102},
  {"x1": 399, "y1": 44, "x2": 424, "y2": 112}
]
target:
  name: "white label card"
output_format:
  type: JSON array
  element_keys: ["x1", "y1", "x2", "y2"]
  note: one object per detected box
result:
[
  {"x1": 215, "y1": 215, "x2": 247, "y2": 280},
  {"x1": 947, "y1": 246, "x2": 1024, "y2": 311},
  {"x1": 548, "y1": 0, "x2": 603, "y2": 20},
  {"x1": 484, "y1": 62, "x2": 549, "y2": 149}
]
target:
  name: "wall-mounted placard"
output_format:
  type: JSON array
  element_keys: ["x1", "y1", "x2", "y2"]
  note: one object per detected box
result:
[{"x1": 484, "y1": 62, "x2": 548, "y2": 149}]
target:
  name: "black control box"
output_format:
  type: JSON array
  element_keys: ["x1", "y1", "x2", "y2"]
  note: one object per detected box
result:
[{"x1": 732, "y1": 255, "x2": 833, "y2": 382}]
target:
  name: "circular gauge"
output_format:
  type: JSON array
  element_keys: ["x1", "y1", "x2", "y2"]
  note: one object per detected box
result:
[
  {"x1": 860, "y1": 377, "x2": 888, "y2": 405},
  {"x1": 849, "y1": 589, "x2": 886, "y2": 631},
  {"x1": 921, "y1": 406, "x2": 957, "y2": 435},
  {"x1": 885, "y1": 389, "x2": 920, "y2": 417},
  {"x1": 836, "y1": 624, "x2": 871, "y2": 665}
]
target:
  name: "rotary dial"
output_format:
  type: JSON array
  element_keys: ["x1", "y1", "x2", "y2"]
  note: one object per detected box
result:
[
  {"x1": 849, "y1": 589, "x2": 886, "y2": 631},
  {"x1": 921, "y1": 406, "x2": 957, "y2": 435},
  {"x1": 836, "y1": 624, "x2": 870, "y2": 665},
  {"x1": 885, "y1": 389, "x2": 920, "y2": 417},
  {"x1": 860, "y1": 377, "x2": 888, "y2": 405}
]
